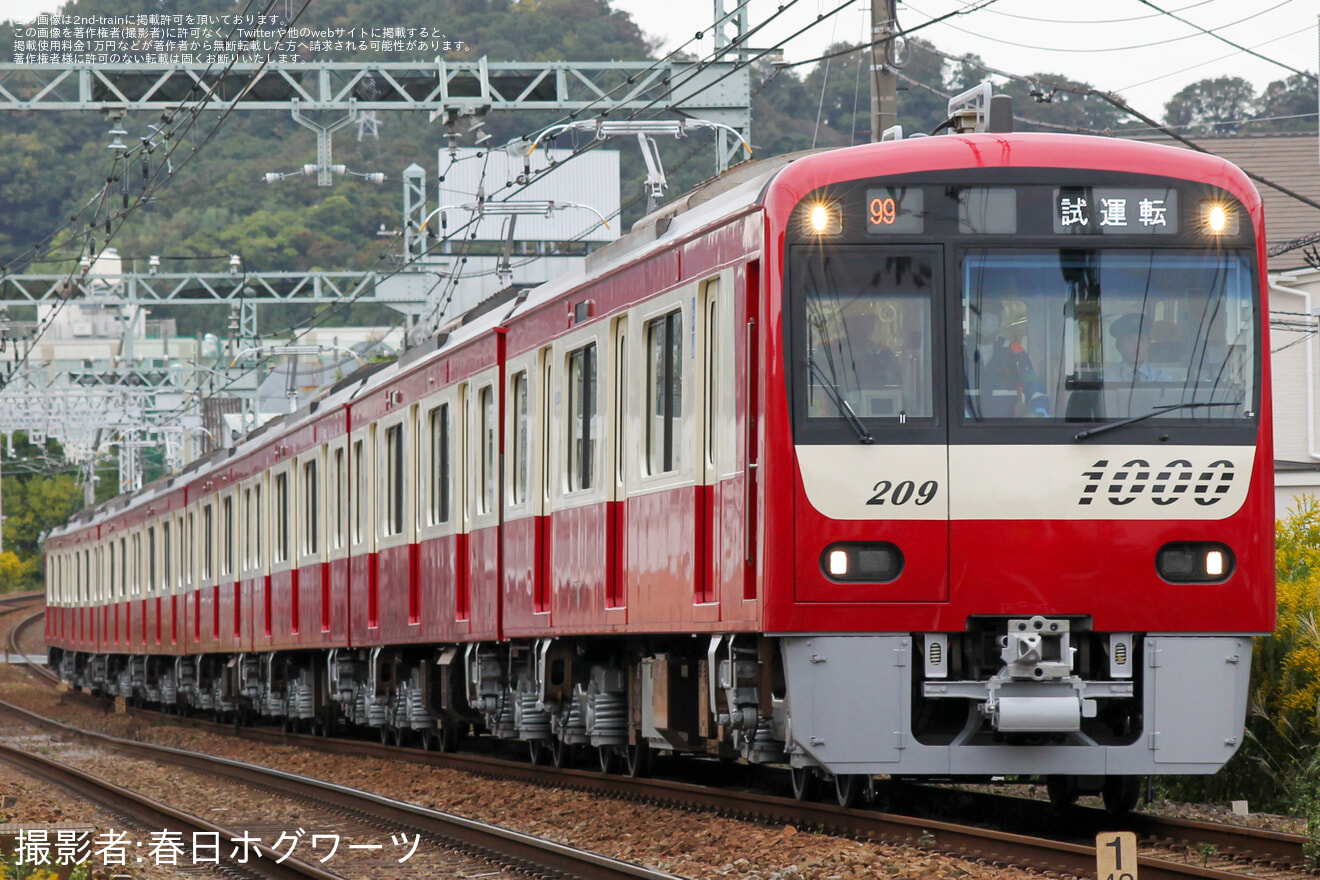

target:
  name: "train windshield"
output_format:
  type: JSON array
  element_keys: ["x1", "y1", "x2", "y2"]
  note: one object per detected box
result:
[
  {"x1": 962, "y1": 249, "x2": 1256, "y2": 424},
  {"x1": 800, "y1": 249, "x2": 938, "y2": 426}
]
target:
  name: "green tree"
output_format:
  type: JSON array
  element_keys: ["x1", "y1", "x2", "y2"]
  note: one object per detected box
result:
[
  {"x1": 1252, "y1": 72, "x2": 1320, "y2": 133},
  {"x1": 1163, "y1": 76, "x2": 1257, "y2": 133}
]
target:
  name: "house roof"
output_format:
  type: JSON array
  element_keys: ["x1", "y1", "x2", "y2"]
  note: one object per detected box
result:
[{"x1": 1136, "y1": 132, "x2": 1320, "y2": 273}]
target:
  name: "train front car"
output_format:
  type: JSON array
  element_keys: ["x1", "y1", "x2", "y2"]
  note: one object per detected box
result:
[{"x1": 762, "y1": 134, "x2": 1274, "y2": 809}]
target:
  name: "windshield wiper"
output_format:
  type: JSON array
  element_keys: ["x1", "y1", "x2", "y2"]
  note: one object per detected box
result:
[
  {"x1": 805, "y1": 357, "x2": 873, "y2": 444},
  {"x1": 1073, "y1": 401, "x2": 1242, "y2": 442}
]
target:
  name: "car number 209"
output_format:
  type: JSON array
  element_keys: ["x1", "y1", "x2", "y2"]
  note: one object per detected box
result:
[{"x1": 867, "y1": 480, "x2": 939, "y2": 506}]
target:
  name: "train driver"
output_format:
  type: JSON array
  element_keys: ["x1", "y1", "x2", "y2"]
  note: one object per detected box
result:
[
  {"x1": 1105, "y1": 312, "x2": 1172, "y2": 382},
  {"x1": 964, "y1": 305, "x2": 1050, "y2": 419}
]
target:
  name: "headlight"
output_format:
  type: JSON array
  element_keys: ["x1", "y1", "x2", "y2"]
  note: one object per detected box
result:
[
  {"x1": 1200, "y1": 200, "x2": 1240, "y2": 236},
  {"x1": 799, "y1": 200, "x2": 842, "y2": 236},
  {"x1": 1156, "y1": 542, "x2": 1234, "y2": 583},
  {"x1": 820, "y1": 542, "x2": 903, "y2": 582}
]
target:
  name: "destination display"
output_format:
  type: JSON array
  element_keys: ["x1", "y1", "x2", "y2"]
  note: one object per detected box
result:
[{"x1": 1053, "y1": 186, "x2": 1179, "y2": 235}]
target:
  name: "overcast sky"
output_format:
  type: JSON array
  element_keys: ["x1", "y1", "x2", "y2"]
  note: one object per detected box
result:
[{"x1": 5, "y1": 0, "x2": 1316, "y2": 119}]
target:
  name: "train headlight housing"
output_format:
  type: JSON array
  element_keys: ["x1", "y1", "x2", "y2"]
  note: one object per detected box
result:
[
  {"x1": 800, "y1": 200, "x2": 842, "y2": 236},
  {"x1": 820, "y1": 542, "x2": 903, "y2": 582},
  {"x1": 1200, "y1": 200, "x2": 1239, "y2": 236},
  {"x1": 1156, "y1": 542, "x2": 1234, "y2": 583}
]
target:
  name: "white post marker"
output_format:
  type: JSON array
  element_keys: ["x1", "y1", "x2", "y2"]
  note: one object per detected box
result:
[{"x1": 1096, "y1": 831, "x2": 1138, "y2": 880}]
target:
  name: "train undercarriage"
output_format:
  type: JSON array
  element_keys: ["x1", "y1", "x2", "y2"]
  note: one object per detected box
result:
[{"x1": 47, "y1": 617, "x2": 1251, "y2": 814}]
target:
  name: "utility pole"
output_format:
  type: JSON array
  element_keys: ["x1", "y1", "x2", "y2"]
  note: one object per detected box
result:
[{"x1": 870, "y1": 0, "x2": 898, "y2": 141}]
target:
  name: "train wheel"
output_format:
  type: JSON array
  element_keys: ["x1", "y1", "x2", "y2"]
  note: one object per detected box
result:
[
  {"x1": 597, "y1": 745, "x2": 618, "y2": 774},
  {"x1": 439, "y1": 722, "x2": 464, "y2": 753},
  {"x1": 1102, "y1": 775, "x2": 1143, "y2": 814},
  {"x1": 550, "y1": 739, "x2": 573, "y2": 768},
  {"x1": 623, "y1": 742, "x2": 651, "y2": 778},
  {"x1": 1046, "y1": 775, "x2": 1079, "y2": 809},
  {"x1": 528, "y1": 740, "x2": 548, "y2": 765},
  {"x1": 790, "y1": 766, "x2": 818, "y2": 802},
  {"x1": 834, "y1": 774, "x2": 861, "y2": 808}
]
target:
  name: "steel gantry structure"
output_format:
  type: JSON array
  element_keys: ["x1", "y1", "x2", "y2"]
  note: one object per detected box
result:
[
  {"x1": 0, "y1": 17, "x2": 756, "y2": 489},
  {"x1": 0, "y1": 57, "x2": 753, "y2": 171}
]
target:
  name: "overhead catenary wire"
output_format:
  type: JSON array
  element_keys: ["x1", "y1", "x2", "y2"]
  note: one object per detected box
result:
[
  {"x1": 913, "y1": 42, "x2": 1320, "y2": 216},
  {"x1": 901, "y1": 0, "x2": 1305, "y2": 58},
  {"x1": 1133, "y1": 0, "x2": 1316, "y2": 82}
]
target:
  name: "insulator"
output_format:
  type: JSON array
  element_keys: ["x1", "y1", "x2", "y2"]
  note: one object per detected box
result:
[
  {"x1": 121, "y1": 193, "x2": 128, "y2": 209},
  {"x1": 104, "y1": 218, "x2": 112, "y2": 236},
  {"x1": 142, "y1": 159, "x2": 150, "y2": 180}
]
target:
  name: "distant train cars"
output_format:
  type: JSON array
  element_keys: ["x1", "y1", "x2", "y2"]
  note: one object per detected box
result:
[{"x1": 47, "y1": 130, "x2": 1275, "y2": 811}]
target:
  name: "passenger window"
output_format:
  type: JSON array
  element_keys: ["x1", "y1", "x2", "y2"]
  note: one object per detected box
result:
[
  {"x1": 510, "y1": 373, "x2": 529, "y2": 505},
  {"x1": 478, "y1": 386, "x2": 496, "y2": 514},
  {"x1": 385, "y1": 424, "x2": 404, "y2": 536},
  {"x1": 567, "y1": 344, "x2": 597, "y2": 491},
  {"x1": 429, "y1": 405, "x2": 450, "y2": 524},
  {"x1": 303, "y1": 459, "x2": 319, "y2": 555},
  {"x1": 274, "y1": 472, "x2": 290, "y2": 563},
  {"x1": 646, "y1": 311, "x2": 683, "y2": 474}
]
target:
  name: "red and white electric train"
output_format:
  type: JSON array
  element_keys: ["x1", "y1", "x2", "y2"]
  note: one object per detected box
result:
[{"x1": 46, "y1": 117, "x2": 1275, "y2": 811}]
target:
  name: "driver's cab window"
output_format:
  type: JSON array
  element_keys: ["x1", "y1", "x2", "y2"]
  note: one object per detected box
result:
[
  {"x1": 804, "y1": 251, "x2": 935, "y2": 422},
  {"x1": 961, "y1": 249, "x2": 1254, "y2": 424}
]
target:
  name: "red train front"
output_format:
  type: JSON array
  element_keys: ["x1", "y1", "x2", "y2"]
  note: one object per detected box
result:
[
  {"x1": 45, "y1": 130, "x2": 1274, "y2": 810},
  {"x1": 760, "y1": 134, "x2": 1272, "y2": 806}
]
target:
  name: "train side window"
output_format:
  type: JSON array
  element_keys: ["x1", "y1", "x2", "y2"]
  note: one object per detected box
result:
[
  {"x1": 108, "y1": 542, "x2": 117, "y2": 599},
  {"x1": 567, "y1": 343, "x2": 598, "y2": 491},
  {"x1": 119, "y1": 537, "x2": 128, "y2": 597},
  {"x1": 243, "y1": 488, "x2": 253, "y2": 569},
  {"x1": 510, "y1": 372, "x2": 529, "y2": 505},
  {"x1": 145, "y1": 528, "x2": 156, "y2": 594},
  {"x1": 274, "y1": 472, "x2": 290, "y2": 563},
  {"x1": 303, "y1": 459, "x2": 319, "y2": 555},
  {"x1": 353, "y1": 439, "x2": 367, "y2": 545},
  {"x1": 133, "y1": 533, "x2": 142, "y2": 596},
  {"x1": 253, "y1": 485, "x2": 263, "y2": 569},
  {"x1": 332, "y1": 447, "x2": 347, "y2": 547},
  {"x1": 162, "y1": 521, "x2": 172, "y2": 592},
  {"x1": 540, "y1": 351, "x2": 553, "y2": 508},
  {"x1": 221, "y1": 496, "x2": 234, "y2": 578},
  {"x1": 705, "y1": 288, "x2": 718, "y2": 474},
  {"x1": 477, "y1": 385, "x2": 496, "y2": 515},
  {"x1": 201, "y1": 505, "x2": 213, "y2": 582},
  {"x1": 429, "y1": 405, "x2": 450, "y2": 524},
  {"x1": 384, "y1": 424, "x2": 404, "y2": 535},
  {"x1": 646, "y1": 311, "x2": 683, "y2": 474}
]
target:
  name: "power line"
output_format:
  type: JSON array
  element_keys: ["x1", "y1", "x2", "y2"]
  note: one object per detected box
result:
[
  {"x1": 1134, "y1": 0, "x2": 1317, "y2": 82},
  {"x1": 1115, "y1": 22, "x2": 1317, "y2": 93},
  {"x1": 903, "y1": 0, "x2": 1300, "y2": 56},
  {"x1": 972, "y1": 0, "x2": 1218, "y2": 25},
  {"x1": 772, "y1": 0, "x2": 1001, "y2": 69},
  {"x1": 917, "y1": 42, "x2": 1320, "y2": 215}
]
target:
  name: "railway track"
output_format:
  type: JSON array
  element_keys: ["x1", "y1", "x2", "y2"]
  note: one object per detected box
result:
[
  {"x1": 16, "y1": 605, "x2": 1304, "y2": 880},
  {"x1": 0, "y1": 738, "x2": 341, "y2": 880},
  {"x1": 0, "y1": 698, "x2": 686, "y2": 880}
]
